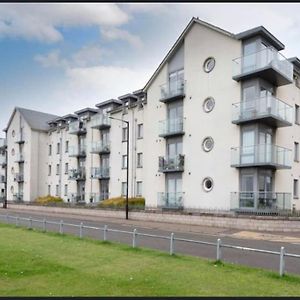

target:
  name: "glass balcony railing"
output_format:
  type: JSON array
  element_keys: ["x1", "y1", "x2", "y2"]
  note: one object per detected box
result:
[
  {"x1": 160, "y1": 80, "x2": 186, "y2": 102},
  {"x1": 157, "y1": 192, "x2": 184, "y2": 209},
  {"x1": 68, "y1": 168, "x2": 86, "y2": 180},
  {"x1": 13, "y1": 193, "x2": 24, "y2": 202},
  {"x1": 14, "y1": 173, "x2": 24, "y2": 182},
  {"x1": 0, "y1": 156, "x2": 7, "y2": 166},
  {"x1": 0, "y1": 139, "x2": 7, "y2": 149},
  {"x1": 158, "y1": 155, "x2": 185, "y2": 172},
  {"x1": 15, "y1": 153, "x2": 25, "y2": 163},
  {"x1": 69, "y1": 145, "x2": 86, "y2": 157},
  {"x1": 232, "y1": 47, "x2": 293, "y2": 85},
  {"x1": 68, "y1": 193, "x2": 85, "y2": 203},
  {"x1": 232, "y1": 96, "x2": 293, "y2": 127},
  {"x1": 158, "y1": 117, "x2": 184, "y2": 137},
  {"x1": 230, "y1": 192, "x2": 291, "y2": 211},
  {"x1": 15, "y1": 133, "x2": 25, "y2": 144},
  {"x1": 0, "y1": 175, "x2": 6, "y2": 183},
  {"x1": 90, "y1": 114, "x2": 111, "y2": 129},
  {"x1": 90, "y1": 141, "x2": 110, "y2": 154},
  {"x1": 90, "y1": 167, "x2": 110, "y2": 179},
  {"x1": 68, "y1": 121, "x2": 86, "y2": 135},
  {"x1": 231, "y1": 144, "x2": 292, "y2": 169},
  {"x1": 88, "y1": 192, "x2": 109, "y2": 203}
]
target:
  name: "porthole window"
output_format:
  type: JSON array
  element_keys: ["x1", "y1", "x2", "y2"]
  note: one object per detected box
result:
[
  {"x1": 202, "y1": 137, "x2": 214, "y2": 152},
  {"x1": 203, "y1": 97, "x2": 215, "y2": 113},
  {"x1": 203, "y1": 177, "x2": 214, "y2": 192},
  {"x1": 11, "y1": 148, "x2": 15, "y2": 156},
  {"x1": 203, "y1": 57, "x2": 215, "y2": 73}
]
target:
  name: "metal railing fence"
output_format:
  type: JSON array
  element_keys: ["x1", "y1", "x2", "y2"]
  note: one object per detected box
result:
[{"x1": 0, "y1": 213, "x2": 299, "y2": 277}]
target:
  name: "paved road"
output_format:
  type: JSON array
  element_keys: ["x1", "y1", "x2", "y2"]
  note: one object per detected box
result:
[{"x1": 1, "y1": 208, "x2": 300, "y2": 276}]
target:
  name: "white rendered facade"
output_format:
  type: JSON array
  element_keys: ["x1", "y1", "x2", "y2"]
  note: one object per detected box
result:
[{"x1": 3, "y1": 18, "x2": 300, "y2": 213}]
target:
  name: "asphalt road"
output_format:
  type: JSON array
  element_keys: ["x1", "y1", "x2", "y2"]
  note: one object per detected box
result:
[{"x1": 1, "y1": 209, "x2": 300, "y2": 276}]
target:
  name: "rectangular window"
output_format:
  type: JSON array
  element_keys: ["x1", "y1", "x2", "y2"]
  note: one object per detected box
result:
[
  {"x1": 65, "y1": 163, "x2": 68, "y2": 174},
  {"x1": 56, "y1": 164, "x2": 60, "y2": 175},
  {"x1": 48, "y1": 165, "x2": 51, "y2": 176},
  {"x1": 296, "y1": 105, "x2": 300, "y2": 125},
  {"x1": 55, "y1": 185, "x2": 59, "y2": 196},
  {"x1": 295, "y1": 142, "x2": 299, "y2": 162},
  {"x1": 121, "y1": 182, "x2": 127, "y2": 196},
  {"x1": 137, "y1": 153, "x2": 143, "y2": 168},
  {"x1": 65, "y1": 141, "x2": 69, "y2": 153},
  {"x1": 294, "y1": 179, "x2": 299, "y2": 198},
  {"x1": 122, "y1": 155, "x2": 127, "y2": 169},
  {"x1": 48, "y1": 145, "x2": 52, "y2": 156},
  {"x1": 137, "y1": 123, "x2": 143, "y2": 139},
  {"x1": 122, "y1": 127, "x2": 128, "y2": 142},
  {"x1": 57, "y1": 142, "x2": 60, "y2": 154},
  {"x1": 136, "y1": 181, "x2": 142, "y2": 196},
  {"x1": 64, "y1": 184, "x2": 68, "y2": 196},
  {"x1": 48, "y1": 185, "x2": 51, "y2": 195}
]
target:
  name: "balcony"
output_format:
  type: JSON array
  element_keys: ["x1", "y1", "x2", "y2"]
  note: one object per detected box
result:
[
  {"x1": 231, "y1": 144, "x2": 292, "y2": 169},
  {"x1": 159, "y1": 118, "x2": 184, "y2": 138},
  {"x1": 68, "y1": 120, "x2": 87, "y2": 135},
  {"x1": 15, "y1": 133, "x2": 25, "y2": 144},
  {"x1": 0, "y1": 139, "x2": 7, "y2": 149},
  {"x1": 230, "y1": 192, "x2": 291, "y2": 212},
  {"x1": 232, "y1": 47, "x2": 293, "y2": 86},
  {"x1": 232, "y1": 96, "x2": 293, "y2": 127},
  {"x1": 90, "y1": 114, "x2": 111, "y2": 129},
  {"x1": 157, "y1": 192, "x2": 184, "y2": 209},
  {"x1": 13, "y1": 193, "x2": 23, "y2": 202},
  {"x1": 90, "y1": 141, "x2": 110, "y2": 154},
  {"x1": 69, "y1": 145, "x2": 86, "y2": 158},
  {"x1": 15, "y1": 153, "x2": 25, "y2": 163},
  {"x1": 68, "y1": 193, "x2": 85, "y2": 203},
  {"x1": 68, "y1": 168, "x2": 86, "y2": 181},
  {"x1": 14, "y1": 173, "x2": 24, "y2": 183},
  {"x1": 0, "y1": 156, "x2": 6, "y2": 167},
  {"x1": 158, "y1": 155, "x2": 185, "y2": 173},
  {"x1": 88, "y1": 192, "x2": 109, "y2": 203},
  {"x1": 0, "y1": 175, "x2": 6, "y2": 183},
  {"x1": 160, "y1": 79, "x2": 186, "y2": 103},
  {"x1": 90, "y1": 167, "x2": 110, "y2": 179},
  {"x1": 0, "y1": 194, "x2": 5, "y2": 203}
]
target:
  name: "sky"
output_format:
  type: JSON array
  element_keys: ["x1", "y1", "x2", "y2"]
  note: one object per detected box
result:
[{"x1": 1, "y1": 3, "x2": 300, "y2": 137}]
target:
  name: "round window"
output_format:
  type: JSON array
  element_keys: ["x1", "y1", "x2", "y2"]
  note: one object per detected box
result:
[
  {"x1": 12, "y1": 130, "x2": 15, "y2": 137},
  {"x1": 203, "y1": 177, "x2": 214, "y2": 192},
  {"x1": 203, "y1": 57, "x2": 216, "y2": 73},
  {"x1": 11, "y1": 148, "x2": 15, "y2": 156},
  {"x1": 203, "y1": 97, "x2": 215, "y2": 113},
  {"x1": 202, "y1": 137, "x2": 214, "y2": 152}
]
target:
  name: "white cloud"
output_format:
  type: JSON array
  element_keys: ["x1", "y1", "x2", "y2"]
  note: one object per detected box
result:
[
  {"x1": 101, "y1": 27, "x2": 143, "y2": 48},
  {"x1": 34, "y1": 50, "x2": 68, "y2": 68},
  {"x1": 0, "y1": 3, "x2": 129, "y2": 42}
]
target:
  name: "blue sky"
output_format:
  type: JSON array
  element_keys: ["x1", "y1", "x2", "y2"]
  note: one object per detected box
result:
[{"x1": 1, "y1": 3, "x2": 300, "y2": 137}]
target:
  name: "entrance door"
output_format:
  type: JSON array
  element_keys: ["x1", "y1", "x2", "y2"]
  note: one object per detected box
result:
[
  {"x1": 166, "y1": 174, "x2": 182, "y2": 208},
  {"x1": 258, "y1": 130, "x2": 272, "y2": 164},
  {"x1": 100, "y1": 180, "x2": 109, "y2": 201}
]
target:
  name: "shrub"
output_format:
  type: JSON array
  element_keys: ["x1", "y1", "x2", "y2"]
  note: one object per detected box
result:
[
  {"x1": 34, "y1": 195, "x2": 63, "y2": 205},
  {"x1": 98, "y1": 196, "x2": 145, "y2": 208}
]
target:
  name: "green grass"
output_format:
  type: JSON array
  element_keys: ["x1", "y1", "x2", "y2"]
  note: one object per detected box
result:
[{"x1": 0, "y1": 223, "x2": 300, "y2": 296}]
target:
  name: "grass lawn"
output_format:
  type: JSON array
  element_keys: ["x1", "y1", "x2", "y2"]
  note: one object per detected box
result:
[{"x1": 0, "y1": 223, "x2": 300, "y2": 296}]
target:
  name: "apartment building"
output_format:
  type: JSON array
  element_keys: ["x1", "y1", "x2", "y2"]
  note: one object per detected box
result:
[
  {"x1": 0, "y1": 138, "x2": 6, "y2": 202},
  {"x1": 2, "y1": 17, "x2": 300, "y2": 213}
]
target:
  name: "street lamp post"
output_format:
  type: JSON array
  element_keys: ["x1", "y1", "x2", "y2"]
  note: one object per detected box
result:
[{"x1": 109, "y1": 116, "x2": 129, "y2": 220}]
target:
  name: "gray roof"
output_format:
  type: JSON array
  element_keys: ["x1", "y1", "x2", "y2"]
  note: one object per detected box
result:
[
  {"x1": 288, "y1": 57, "x2": 300, "y2": 70},
  {"x1": 95, "y1": 99, "x2": 122, "y2": 108},
  {"x1": 6, "y1": 107, "x2": 60, "y2": 132},
  {"x1": 74, "y1": 107, "x2": 98, "y2": 115}
]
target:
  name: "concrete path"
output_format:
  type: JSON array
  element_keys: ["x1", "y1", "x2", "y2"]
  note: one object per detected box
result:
[{"x1": 1, "y1": 207, "x2": 300, "y2": 276}]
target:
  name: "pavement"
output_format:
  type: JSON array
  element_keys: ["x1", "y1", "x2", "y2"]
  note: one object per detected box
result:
[{"x1": 1, "y1": 207, "x2": 300, "y2": 276}]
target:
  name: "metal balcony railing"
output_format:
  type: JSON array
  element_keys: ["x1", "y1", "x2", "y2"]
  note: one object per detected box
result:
[
  {"x1": 160, "y1": 79, "x2": 186, "y2": 102},
  {"x1": 230, "y1": 192, "x2": 291, "y2": 211},
  {"x1": 158, "y1": 155, "x2": 185, "y2": 172},
  {"x1": 159, "y1": 117, "x2": 184, "y2": 137},
  {"x1": 13, "y1": 193, "x2": 24, "y2": 202},
  {"x1": 15, "y1": 153, "x2": 25, "y2": 163},
  {"x1": 232, "y1": 47, "x2": 293, "y2": 85},
  {"x1": 231, "y1": 144, "x2": 292, "y2": 169},
  {"x1": 157, "y1": 192, "x2": 184, "y2": 209},
  {"x1": 14, "y1": 173, "x2": 24, "y2": 182},
  {"x1": 69, "y1": 145, "x2": 86, "y2": 157},
  {"x1": 68, "y1": 168, "x2": 86, "y2": 180},
  {"x1": 90, "y1": 114, "x2": 111, "y2": 129},
  {"x1": 90, "y1": 167, "x2": 110, "y2": 179},
  {"x1": 232, "y1": 96, "x2": 293, "y2": 127},
  {"x1": 68, "y1": 193, "x2": 85, "y2": 203},
  {"x1": 68, "y1": 121, "x2": 86, "y2": 135},
  {"x1": 90, "y1": 141, "x2": 110, "y2": 154}
]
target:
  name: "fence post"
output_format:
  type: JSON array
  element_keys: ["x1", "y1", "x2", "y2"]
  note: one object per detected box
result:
[
  {"x1": 279, "y1": 246, "x2": 285, "y2": 277},
  {"x1": 43, "y1": 219, "x2": 47, "y2": 232},
  {"x1": 132, "y1": 228, "x2": 137, "y2": 248},
  {"x1": 16, "y1": 215, "x2": 19, "y2": 227},
  {"x1": 216, "y1": 238, "x2": 222, "y2": 261},
  {"x1": 79, "y1": 222, "x2": 83, "y2": 239},
  {"x1": 29, "y1": 217, "x2": 32, "y2": 229},
  {"x1": 103, "y1": 225, "x2": 108, "y2": 241},
  {"x1": 60, "y1": 220, "x2": 64, "y2": 235},
  {"x1": 170, "y1": 233, "x2": 175, "y2": 255}
]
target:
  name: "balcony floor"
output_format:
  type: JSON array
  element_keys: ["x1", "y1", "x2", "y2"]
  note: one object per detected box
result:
[
  {"x1": 159, "y1": 93, "x2": 185, "y2": 104},
  {"x1": 159, "y1": 131, "x2": 185, "y2": 138},
  {"x1": 231, "y1": 162, "x2": 291, "y2": 170}
]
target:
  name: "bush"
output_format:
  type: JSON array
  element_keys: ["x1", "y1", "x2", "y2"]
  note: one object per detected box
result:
[
  {"x1": 34, "y1": 195, "x2": 63, "y2": 205},
  {"x1": 98, "y1": 196, "x2": 145, "y2": 208}
]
